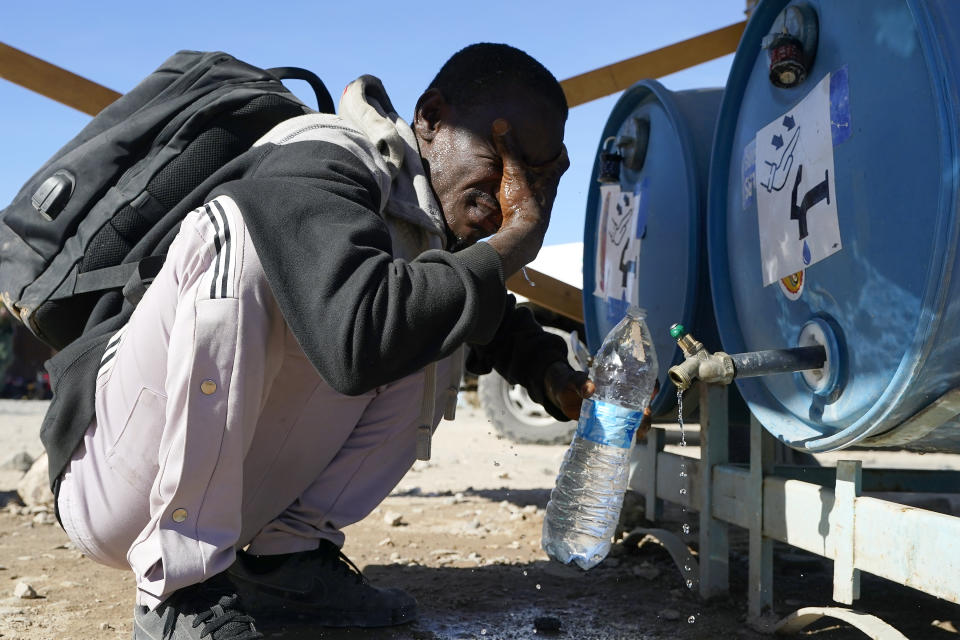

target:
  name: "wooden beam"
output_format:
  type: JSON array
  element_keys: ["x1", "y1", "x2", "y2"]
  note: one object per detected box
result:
[
  {"x1": 0, "y1": 42, "x2": 120, "y2": 116},
  {"x1": 2, "y1": 26, "x2": 749, "y2": 321},
  {"x1": 3, "y1": 19, "x2": 746, "y2": 118},
  {"x1": 505, "y1": 267, "x2": 583, "y2": 325},
  {"x1": 4, "y1": 21, "x2": 747, "y2": 118},
  {"x1": 560, "y1": 21, "x2": 746, "y2": 107}
]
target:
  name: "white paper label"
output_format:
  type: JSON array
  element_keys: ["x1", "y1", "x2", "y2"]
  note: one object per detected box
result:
[
  {"x1": 756, "y1": 74, "x2": 842, "y2": 286},
  {"x1": 592, "y1": 184, "x2": 644, "y2": 307}
]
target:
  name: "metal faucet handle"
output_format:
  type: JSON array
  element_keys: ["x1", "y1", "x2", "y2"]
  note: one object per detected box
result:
[{"x1": 670, "y1": 323, "x2": 703, "y2": 358}]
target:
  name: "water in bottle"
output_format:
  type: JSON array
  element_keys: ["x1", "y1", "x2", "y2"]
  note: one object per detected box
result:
[{"x1": 542, "y1": 306, "x2": 658, "y2": 569}]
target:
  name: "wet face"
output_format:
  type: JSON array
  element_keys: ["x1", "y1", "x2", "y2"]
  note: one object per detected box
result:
[{"x1": 414, "y1": 89, "x2": 565, "y2": 249}]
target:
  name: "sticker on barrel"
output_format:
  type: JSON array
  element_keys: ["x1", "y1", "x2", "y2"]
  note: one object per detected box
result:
[
  {"x1": 756, "y1": 73, "x2": 842, "y2": 286},
  {"x1": 592, "y1": 180, "x2": 648, "y2": 324},
  {"x1": 779, "y1": 270, "x2": 804, "y2": 300}
]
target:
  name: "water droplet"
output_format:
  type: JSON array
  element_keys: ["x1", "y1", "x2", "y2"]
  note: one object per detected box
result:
[
  {"x1": 536, "y1": 584, "x2": 542, "y2": 590},
  {"x1": 802, "y1": 240, "x2": 811, "y2": 265},
  {"x1": 688, "y1": 615, "x2": 696, "y2": 624},
  {"x1": 677, "y1": 390, "x2": 687, "y2": 448},
  {"x1": 682, "y1": 524, "x2": 691, "y2": 534},
  {"x1": 686, "y1": 579, "x2": 694, "y2": 589}
]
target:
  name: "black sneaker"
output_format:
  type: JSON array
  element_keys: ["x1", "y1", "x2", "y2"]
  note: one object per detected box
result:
[
  {"x1": 228, "y1": 540, "x2": 418, "y2": 627},
  {"x1": 133, "y1": 571, "x2": 262, "y2": 640}
]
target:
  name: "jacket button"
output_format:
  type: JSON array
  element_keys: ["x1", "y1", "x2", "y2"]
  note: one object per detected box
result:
[
  {"x1": 200, "y1": 380, "x2": 217, "y2": 395},
  {"x1": 171, "y1": 508, "x2": 188, "y2": 523}
]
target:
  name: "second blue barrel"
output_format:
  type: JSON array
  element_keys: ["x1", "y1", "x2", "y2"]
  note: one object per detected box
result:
[
  {"x1": 583, "y1": 80, "x2": 722, "y2": 417},
  {"x1": 709, "y1": 0, "x2": 960, "y2": 451}
]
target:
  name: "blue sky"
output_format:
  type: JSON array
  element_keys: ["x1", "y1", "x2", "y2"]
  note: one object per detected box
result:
[{"x1": 0, "y1": 0, "x2": 745, "y2": 246}]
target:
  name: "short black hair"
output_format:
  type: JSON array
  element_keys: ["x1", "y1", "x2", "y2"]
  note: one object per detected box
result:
[{"x1": 428, "y1": 43, "x2": 568, "y2": 120}]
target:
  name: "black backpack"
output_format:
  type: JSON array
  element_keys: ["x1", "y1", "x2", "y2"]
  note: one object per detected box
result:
[{"x1": 0, "y1": 50, "x2": 335, "y2": 350}]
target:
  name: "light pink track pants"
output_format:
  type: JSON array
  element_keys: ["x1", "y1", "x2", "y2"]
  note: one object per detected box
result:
[{"x1": 56, "y1": 197, "x2": 453, "y2": 608}]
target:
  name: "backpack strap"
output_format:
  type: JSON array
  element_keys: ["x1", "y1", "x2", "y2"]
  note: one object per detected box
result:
[
  {"x1": 121, "y1": 255, "x2": 167, "y2": 305},
  {"x1": 267, "y1": 67, "x2": 336, "y2": 113},
  {"x1": 69, "y1": 255, "x2": 166, "y2": 304}
]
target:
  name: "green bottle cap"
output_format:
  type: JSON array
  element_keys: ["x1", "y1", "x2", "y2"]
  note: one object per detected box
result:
[{"x1": 670, "y1": 323, "x2": 686, "y2": 339}]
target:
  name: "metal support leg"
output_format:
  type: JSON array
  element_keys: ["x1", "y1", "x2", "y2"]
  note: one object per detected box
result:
[
  {"x1": 834, "y1": 460, "x2": 862, "y2": 604},
  {"x1": 748, "y1": 414, "x2": 775, "y2": 618},
  {"x1": 642, "y1": 427, "x2": 665, "y2": 522},
  {"x1": 698, "y1": 382, "x2": 729, "y2": 599}
]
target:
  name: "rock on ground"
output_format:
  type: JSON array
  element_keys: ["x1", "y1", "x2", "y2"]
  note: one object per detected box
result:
[
  {"x1": 1, "y1": 451, "x2": 34, "y2": 473},
  {"x1": 14, "y1": 582, "x2": 38, "y2": 599},
  {"x1": 17, "y1": 452, "x2": 53, "y2": 508}
]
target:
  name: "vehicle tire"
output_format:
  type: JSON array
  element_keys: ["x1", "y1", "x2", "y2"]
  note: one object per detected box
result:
[{"x1": 477, "y1": 326, "x2": 584, "y2": 445}]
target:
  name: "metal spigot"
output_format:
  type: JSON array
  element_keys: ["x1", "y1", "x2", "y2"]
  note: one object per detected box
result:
[
  {"x1": 668, "y1": 324, "x2": 735, "y2": 391},
  {"x1": 667, "y1": 323, "x2": 828, "y2": 392}
]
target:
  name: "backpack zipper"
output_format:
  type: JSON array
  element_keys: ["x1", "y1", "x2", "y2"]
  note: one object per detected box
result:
[{"x1": 277, "y1": 123, "x2": 360, "y2": 145}]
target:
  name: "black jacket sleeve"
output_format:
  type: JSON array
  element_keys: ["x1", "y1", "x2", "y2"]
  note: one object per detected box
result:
[
  {"x1": 465, "y1": 296, "x2": 573, "y2": 422},
  {"x1": 209, "y1": 140, "x2": 507, "y2": 395}
]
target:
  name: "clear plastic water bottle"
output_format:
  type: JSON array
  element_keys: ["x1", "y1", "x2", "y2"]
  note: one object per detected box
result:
[{"x1": 542, "y1": 306, "x2": 658, "y2": 569}]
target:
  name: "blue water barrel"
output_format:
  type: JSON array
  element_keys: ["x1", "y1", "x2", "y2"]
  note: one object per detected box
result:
[
  {"x1": 583, "y1": 80, "x2": 723, "y2": 416},
  {"x1": 709, "y1": 0, "x2": 960, "y2": 451}
]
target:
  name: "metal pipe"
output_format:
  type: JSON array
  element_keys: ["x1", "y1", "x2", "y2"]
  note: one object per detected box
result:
[
  {"x1": 667, "y1": 324, "x2": 828, "y2": 390},
  {"x1": 730, "y1": 346, "x2": 826, "y2": 379}
]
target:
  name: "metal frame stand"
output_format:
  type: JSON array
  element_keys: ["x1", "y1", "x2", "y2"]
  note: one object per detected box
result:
[
  {"x1": 698, "y1": 382, "x2": 729, "y2": 599},
  {"x1": 748, "y1": 413, "x2": 775, "y2": 619},
  {"x1": 639, "y1": 426, "x2": 664, "y2": 522},
  {"x1": 626, "y1": 382, "x2": 960, "y2": 639}
]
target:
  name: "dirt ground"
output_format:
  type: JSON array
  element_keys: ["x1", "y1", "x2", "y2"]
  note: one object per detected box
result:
[{"x1": 0, "y1": 399, "x2": 958, "y2": 640}]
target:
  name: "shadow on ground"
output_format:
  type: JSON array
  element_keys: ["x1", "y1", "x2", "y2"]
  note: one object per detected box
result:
[
  {"x1": 261, "y1": 533, "x2": 960, "y2": 640},
  {"x1": 465, "y1": 488, "x2": 551, "y2": 510},
  {"x1": 256, "y1": 556, "x2": 702, "y2": 640},
  {"x1": 0, "y1": 490, "x2": 21, "y2": 508}
]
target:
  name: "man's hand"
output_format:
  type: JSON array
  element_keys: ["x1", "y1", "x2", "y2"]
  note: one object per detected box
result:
[
  {"x1": 544, "y1": 361, "x2": 595, "y2": 421},
  {"x1": 636, "y1": 379, "x2": 661, "y2": 441},
  {"x1": 545, "y1": 361, "x2": 661, "y2": 438},
  {"x1": 487, "y1": 118, "x2": 569, "y2": 277}
]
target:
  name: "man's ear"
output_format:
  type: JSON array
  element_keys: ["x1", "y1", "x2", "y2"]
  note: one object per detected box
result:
[{"x1": 413, "y1": 88, "x2": 447, "y2": 143}]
